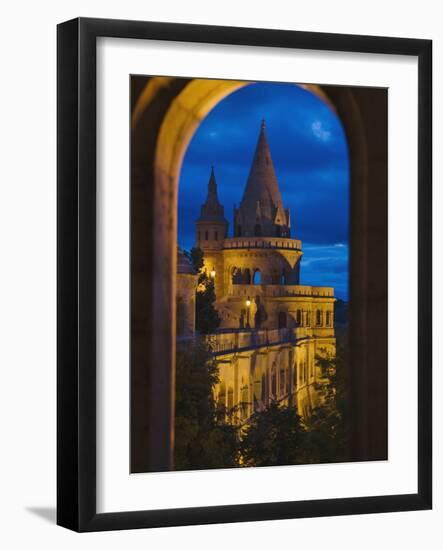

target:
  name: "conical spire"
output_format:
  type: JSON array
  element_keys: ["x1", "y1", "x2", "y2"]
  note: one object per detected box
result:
[
  {"x1": 236, "y1": 121, "x2": 290, "y2": 237},
  {"x1": 197, "y1": 167, "x2": 227, "y2": 222}
]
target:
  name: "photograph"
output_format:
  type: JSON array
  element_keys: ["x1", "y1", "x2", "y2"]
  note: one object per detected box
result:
[{"x1": 131, "y1": 76, "x2": 387, "y2": 472}]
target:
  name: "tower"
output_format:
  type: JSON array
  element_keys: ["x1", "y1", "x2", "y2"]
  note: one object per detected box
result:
[
  {"x1": 234, "y1": 120, "x2": 291, "y2": 238},
  {"x1": 196, "y1": 167, "x2": 228, "y2": 297}
]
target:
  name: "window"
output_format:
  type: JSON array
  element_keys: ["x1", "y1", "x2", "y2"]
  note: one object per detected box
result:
[
  {"x1": 232, "y1": 267, "x2": 242, "y2": 285},
  {"x1": 296, "y1": 309, "x2": 302, "y2": 326},
  {"x1": 252, "y1": 269, "x2": 261, "y2": 285},
  {"x1": 316, "y1": 310, "x2": 322, "y2": 326},
  {"x1": 326, "y1": 310, "x2": 331, "y2": 326}
]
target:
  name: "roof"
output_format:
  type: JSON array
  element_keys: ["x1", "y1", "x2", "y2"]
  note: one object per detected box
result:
[
  {"x1": 237, "y1": 121, "x2": 290, "y2": 236},
  {"x1": 197, "y1": 167, "x2": 228, "y2": 224}
]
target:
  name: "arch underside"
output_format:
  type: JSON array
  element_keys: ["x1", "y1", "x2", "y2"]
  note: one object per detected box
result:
[{"x1": 130, "y1": 74, "x2": 388, "y2": 472}]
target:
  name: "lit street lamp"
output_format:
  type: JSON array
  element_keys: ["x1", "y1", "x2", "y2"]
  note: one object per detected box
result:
[
  {"x1": 245, "y1": 296, "x2": 251, "y2": 329},
  {"x1": 210, "y1": 267, "x2": 216, "y2": 279}
]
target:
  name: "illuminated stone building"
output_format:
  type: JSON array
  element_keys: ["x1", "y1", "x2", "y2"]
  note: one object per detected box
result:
[{"x1": 178, "y1": 121, "x2": 336, "y2": 422}]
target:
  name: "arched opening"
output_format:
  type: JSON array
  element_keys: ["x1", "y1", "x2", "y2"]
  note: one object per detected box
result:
[
  {"x1": 252, "y1": 269, "x2": 261, "y2": 285},
  {"x1": 131, "y1": 73, "x2": 387, "y2": 471},
  {"x1": 243, "y1": 268, "x2": 251, "y2": 284},
  {"x1": 231, "y1": 267, "x2": 242, "y2": 285},
  {"x1": 326, "y1": 310, "x2": 331, "y2": 326},
  {"x1": 296, "y1": 309, "x2": 302, "y2": 326},
  {"x1": 278, "y1": 311, "x2": 287, "y2": 329}
]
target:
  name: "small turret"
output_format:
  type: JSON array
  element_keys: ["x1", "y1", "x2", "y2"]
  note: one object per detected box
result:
[{"x1": 196, "y1": 167, "x2": 228, "y2": 251}]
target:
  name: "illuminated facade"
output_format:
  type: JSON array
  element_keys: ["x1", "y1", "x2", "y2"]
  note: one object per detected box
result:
[{"x1": 178, "y1": 121, "x2": 336, "y2": 421}]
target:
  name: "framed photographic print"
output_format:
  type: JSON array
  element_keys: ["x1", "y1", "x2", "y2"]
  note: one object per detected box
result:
[{"x1": 57, "y1": 17, "x2": 432, "y2": 531}]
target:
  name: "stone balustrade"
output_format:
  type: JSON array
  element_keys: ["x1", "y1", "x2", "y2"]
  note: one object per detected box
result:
[
  {"x1": 207, "y1": 326, "x2": 332, "y2": 355},
  {"x1": 227, "y1": 283, "x2": 334, "y2": 298},
  {"x1": 223, "y1": 236, "x2": 302, "y2": 251}
]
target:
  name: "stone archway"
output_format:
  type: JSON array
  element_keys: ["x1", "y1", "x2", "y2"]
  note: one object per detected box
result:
[{"x1": 131, "y1": 75, "x2": 387, "y2": 472}]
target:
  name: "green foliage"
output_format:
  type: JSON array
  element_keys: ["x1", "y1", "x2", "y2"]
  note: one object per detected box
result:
[
  {"x1": 303, "y1": 336, "x2": 349, "y2": 463},
  {"x1": 174, "y1": 340, "x2": 239, "y2": 470},
  {"x1": 195, "y1": 275, "x2": 221, "y2": 334},
  {"x1": 174, "y1": 327, "x2": 350, "y2": 470},
  {"x1": 239, "y1": 402, "x2": 309, "y2": 467},
  {"x1": 186, "y1": 246, "x2": 221, "y2": 334},
  {"x1": 187, "y1": 247, "x2": 204, "y2": 272}
]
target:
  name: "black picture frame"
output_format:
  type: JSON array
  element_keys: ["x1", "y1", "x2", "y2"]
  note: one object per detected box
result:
[{"x1": 57, "y1": 17, "x2": 432, "y2": 532}]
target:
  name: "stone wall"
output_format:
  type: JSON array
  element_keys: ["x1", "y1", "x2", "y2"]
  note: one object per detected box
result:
[{"x1": 213, "y1": 332, "x2": 336, "y2": 423}]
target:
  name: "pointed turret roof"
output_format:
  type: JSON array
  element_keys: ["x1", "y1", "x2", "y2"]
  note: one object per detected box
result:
[
  {"x1": 197, "y1": 167, "x2": 228, "y2": 223},
  {"x1": 236, "y1": 121, "x2": 290, "y2": 237}
]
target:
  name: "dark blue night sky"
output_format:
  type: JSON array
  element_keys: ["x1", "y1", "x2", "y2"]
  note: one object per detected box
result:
[{"x1": 178, "y1": 82, "x2": 349, "y2": 300}]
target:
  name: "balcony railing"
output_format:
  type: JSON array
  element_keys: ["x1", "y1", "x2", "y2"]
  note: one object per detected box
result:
[
  {"x1": 228, "y1": 284, "x2": 334, "y2": 298},
  {"x1": 207, "y1": 326, "x2": 333, "y2": 355},
  {"x1": 223, "y1": 237, "x2": 302, "y2": 251}
]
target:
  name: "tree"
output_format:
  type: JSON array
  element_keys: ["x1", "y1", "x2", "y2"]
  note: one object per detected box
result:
[
  {"x1": 186, "y1": 246, "x2": 221, "y2": 334},
  {"x1": 187, "y1": 246, "x2": 204, "y2": 272},
  {"x1": 239, "y1": 401, "x2": 309, "y2": 467},
  {"x1": 174, "y1": 340, "x2": 239, "y2": 470},
  {"x1": 239, "y1": 336, "x2": 349, "y2": 467},
  {"x1": 303, "y1": 336, "x2": 349, "y2": 463}
]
